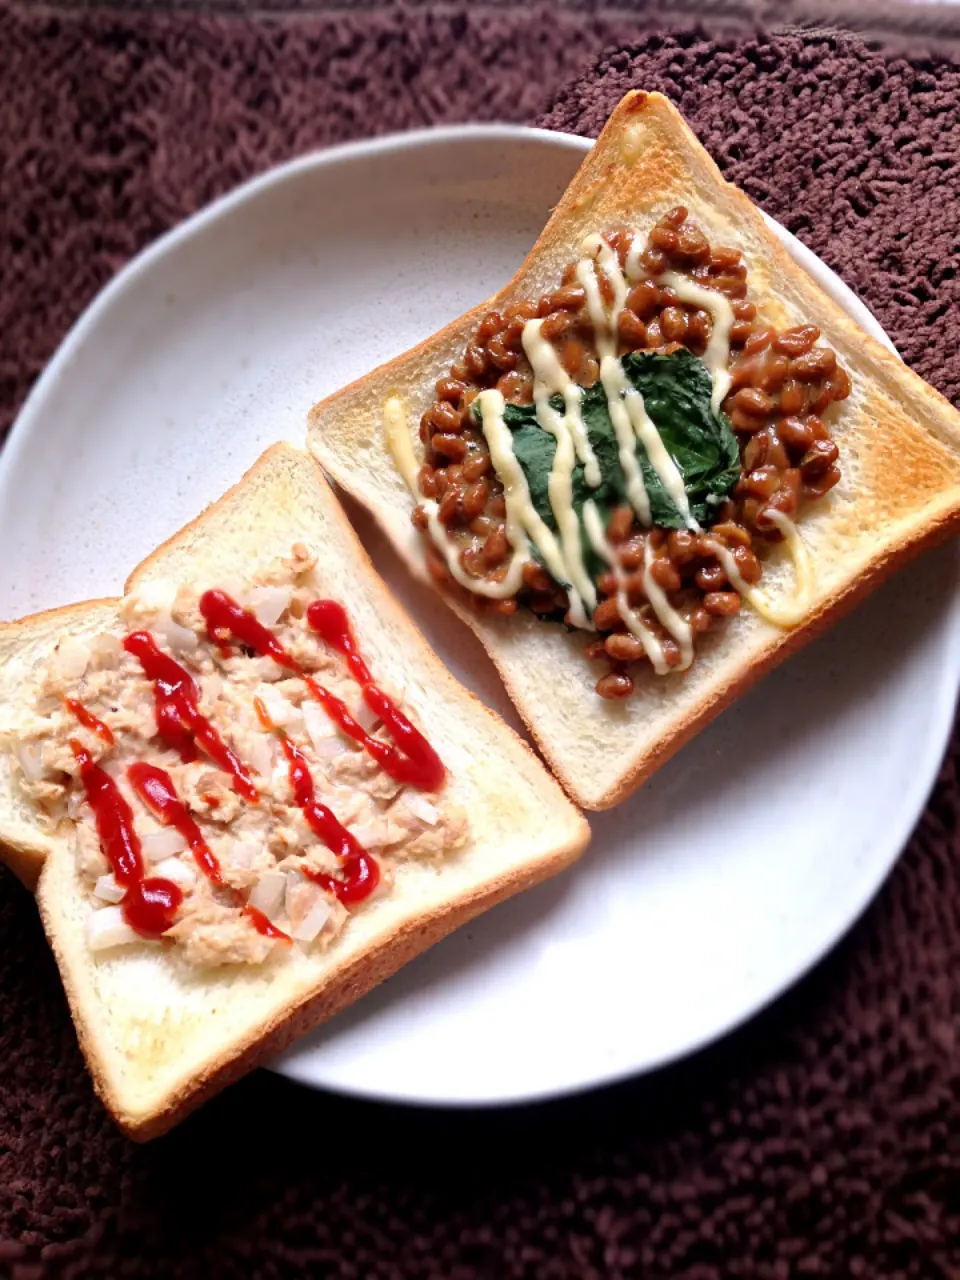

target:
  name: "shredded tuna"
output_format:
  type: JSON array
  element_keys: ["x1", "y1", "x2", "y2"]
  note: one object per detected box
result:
[{"x1": 5, "y1": 546, "x2": 470, "y2": 968}]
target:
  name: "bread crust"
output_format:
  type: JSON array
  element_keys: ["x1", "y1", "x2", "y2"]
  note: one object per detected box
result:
[{"x1": 307, "y1": 91, "x2": 960, "y2": 810}]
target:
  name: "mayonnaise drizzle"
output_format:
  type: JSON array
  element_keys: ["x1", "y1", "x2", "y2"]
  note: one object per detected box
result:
[
  {"x1": 704, "y1": 509, "x2": 814, "y2": 627},
  {"x1": 475, "y1": 388, "x2": 593, "y2": 628},
  {"x1": 575, "y1": 235, "x2": 697, "y2": 531},
  {"x1": 383, "y1": 396, "x2": 528, "y2": 600},
  {"x1": 658, "y1": 270, "x2": 735, "y2": 415},
  {"x1": 387, "y1": 218, "x2": 812, "y2": 655},
  {"x1": 522, "y1": 319, "x2": 599, "y2": 486},
  {"x1": 582, "y1": 500, "x2": 670, "y2": 674},
  {"x1": 624, "y1": 237, "x2": 646, "y2": 284},
  {"x1": 521, "y1": 321, "x2": 598, "y2": 625},
  {"x1": 641, "y1": 538, "x2": 694, "y2": 670}
]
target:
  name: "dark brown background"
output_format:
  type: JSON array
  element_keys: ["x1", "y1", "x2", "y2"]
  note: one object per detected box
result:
[{"x1": 2, "y1": 6, "x2": 960, "y2": 1277}]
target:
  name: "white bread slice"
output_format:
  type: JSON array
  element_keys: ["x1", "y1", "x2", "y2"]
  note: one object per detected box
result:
[
  {"x1": 1, "y1": 444, "x2": 588, "y2": 1138},
  {"x1": 306, "y1": 89, "x2": 960, "y2": 811}
]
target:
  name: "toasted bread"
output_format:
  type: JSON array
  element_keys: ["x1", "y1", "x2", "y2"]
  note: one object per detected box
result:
[
  {"x1": 306, "y1": 91, "x2": 960, "y2": 810},
  {"x1": 0, "y1": 444, "x2": 588, "y2": 1138}
]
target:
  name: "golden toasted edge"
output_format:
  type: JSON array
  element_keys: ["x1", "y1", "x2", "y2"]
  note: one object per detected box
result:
[
  {"x1": 306, "y1": 90, "x2": 960, "y2": 809},
  {"x1": 26, "y1": 443, "x2": 588, "y2": 1136}
]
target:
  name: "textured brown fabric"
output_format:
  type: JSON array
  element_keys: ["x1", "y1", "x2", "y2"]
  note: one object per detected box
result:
[{"x1": 2, "y1": 9, "x2": 960, "y2": 1278}]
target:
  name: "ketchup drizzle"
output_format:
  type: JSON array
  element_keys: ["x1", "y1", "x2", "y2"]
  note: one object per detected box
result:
[
  {"x1": 198, "y1": 590, "x2": 445, "y2": 793},
  {"x1": 63, "y1": 698, "x2": 115, "y2": 747},
  {"x1": 255, "y1": 699, "x2": 380, "y2": 905},
  {"x1": 308, "y1": 599, "x2": 445, "y2": 793},
  {"x1": 73, "y1": 589, "x2": 433, "y2": 946},
  {"x1": 71, "y1": 741, "x2": 181, "y2": 938},
  {"x1": 123, "y1": 879, "x2": 183, "y2": 940},
  {"x1": 127, "y1": 761, "x2": 224, "y2": 886},
  {"x1": 123, "y1": 631, "x2": 258, "y2": 803},
  {"x1": 243, "y1": 904, "x2": 291, "y2": 943}
]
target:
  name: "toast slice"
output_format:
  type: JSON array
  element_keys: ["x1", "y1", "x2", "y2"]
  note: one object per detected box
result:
[
  {"x1": 306, "y1": 90, "x2": 960, "y2": 810},
  {"x1": 0, "y1": 445, "x2": 588, "y2": 1138}
]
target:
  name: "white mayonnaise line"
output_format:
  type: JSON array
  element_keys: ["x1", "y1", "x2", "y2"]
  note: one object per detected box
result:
[
  {"x1": 658, "y1": 270, "x2": 735, "y2": 415},
  {"x1": 625, "y1": 236, "x2": 646, "y2": 283},
  {"x1": 641, "y1": 538, "x2": 694, "y2": 671},
  {"x1": 582, "y1": 233, "x2": 628, "y2": 324},
  {"x1": 475, "y1": 389, "x2": 594, "y2": 628},
  {"x1": 522, "y1": 319, "x2": 600, "y2": 486},
  {"x1": 383, "y1": 396, "x2": 527, "y2": 600},
  {"x1": 575, "y1": 252, "x2": 652, "y2": 525},
  {"x1": 521, "y1": 321, "x2": 598, "y2": 622},
  {"x1": 603, "y1": 355, "x2": 700, "y2": 531},
  {"x1": 582, "y1": 501, "x2": 669, "y2": 674},
  {"x1": 704, "y1": 509, "x2": 815, "y2": 628},
  {"x1": 577, "y1": 236, "x2": 697, "y2": 531},
  {"x1": 383, "y1": 395, "x2": 421, "y2": 493}
]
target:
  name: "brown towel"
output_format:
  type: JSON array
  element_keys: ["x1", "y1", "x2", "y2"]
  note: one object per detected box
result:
[{"x1": 2, "y1": 10, "x2": 959, "y2": 1277}]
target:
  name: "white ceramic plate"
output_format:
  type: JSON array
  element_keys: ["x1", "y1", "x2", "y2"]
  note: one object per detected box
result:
[{"x1": 2, "y1": 128, "x2": 958, "y2": 1107}]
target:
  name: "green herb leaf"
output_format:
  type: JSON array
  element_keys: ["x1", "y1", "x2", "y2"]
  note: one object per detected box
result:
[
  {"x1": 495, "y1": 347, "x2": 740, "y2": 566},
  {"x1": 620, "y1": 349, "x2": 741, "y2": 527}
]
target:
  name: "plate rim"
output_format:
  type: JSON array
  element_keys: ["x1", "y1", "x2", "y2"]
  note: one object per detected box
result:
[{"x1": 4, "y1": 124, "x2": 958, "y2": 1109}]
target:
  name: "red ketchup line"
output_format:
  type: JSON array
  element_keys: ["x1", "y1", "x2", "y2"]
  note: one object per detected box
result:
[
  {"x1": 198, "y1": 589, "x2": 445, "y2": 793},
  {"x1": 123, "y1": 879, "x2": 184, "y2": 941},
  {"x1": 254, "y1": 699, "x2": 380, "y2": 905},
  {"x1": 308, "y1": 599, "x2": 445, "y2": 793},
  {"x1": 123, "y1": 631, "x2": 258, "y2": 803},
  {"x1": 70, "y1": 741, "x2": 181, "y2": 939},
  {"x1": 127, "y1": 761, "x2": 224, "y2": 886},
  {"x1": 243, "y1": 904, "x2": 291, "y2": 943},
  {"x1": 63, "y1": 698, "x2": 115, "y2": 747}
]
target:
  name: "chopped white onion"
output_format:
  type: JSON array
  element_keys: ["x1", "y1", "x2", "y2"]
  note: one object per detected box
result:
[
  {"x1": 246, "y1": 733, "x2": 274, "y2": 779},
  {"x1": 91, "y1": 633, "x2": 123, "y2": 663},
  {"x1": 290, "y1": 894, "x2": 331, "y2": 943},
  {"x1": 153, "y1": 856, "x2": 197, "y2": 891},
  {"x1": 14, "y1": 742, "x2": 46, "y2": 783},
  {"x1": 87, "y1": 906, "x2": 142, "y2": 951},
  {"x1": 285, "y1": 875, "x2": 333, "y2": 942},
  {"x1": 142, "y1": 828, "x2": 188, "y2": 860},
  {"x1": 249, "y1": 871, "x2": 286, "y2": 918},
  {"x1": 94, "y1": 874, "x2": 126, "y2": 904},
  {"x1": 354, "y1": 697, "x2": 381, "y2": 734},
  {"x1": 303, "y1": 702, "x2": 341, "y2": 752},
  {"x1": 256, "y1": 685, "x2": 300, "y2": 728},
  {"x1": 348, "y1": 821, "x2": 399, "y2": 851},
  {"x1": 55, "y1": 636, "x2": 91, "y2": 681},
  {"x1": 245, "y1": 585, "x2": 292, "y2": 628},
  {"x1": 405, "y1": 793, "x2": 440, "y2": 826},
  {"x1": 249, "y1": 657, "x2": 285, "y2": 682},
  {"x1": 133, "y1": 580, "x2": 177, "y2": 614},
  {"x1": 151, "y1": 612, "x2": 198, "y2": 654}
]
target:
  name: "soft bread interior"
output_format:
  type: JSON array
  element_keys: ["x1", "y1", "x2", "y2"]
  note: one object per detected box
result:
[
  {"x1": 13, "y1": 445, "x2": 587, "y2": 1138},
  {"x1": 306, "y1": 90, "x2": 960, "y2": 810}
]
